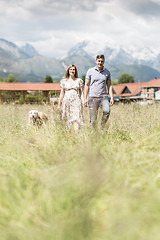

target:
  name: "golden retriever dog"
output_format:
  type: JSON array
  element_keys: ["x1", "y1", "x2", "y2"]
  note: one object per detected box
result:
[{"x1": 28, "y1": 110, "x2": 48, "y2": 126}]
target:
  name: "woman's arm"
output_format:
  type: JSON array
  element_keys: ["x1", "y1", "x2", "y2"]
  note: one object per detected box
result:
[
  {"x1": 79, "y1": 86, "x2": 83, "y2": 97},
  {"x1": 83, "y1": 79, "x2": 90, "y2": 107},
  {"x1": 58, "y1": 88, "x2": 65, "y2": 111}
]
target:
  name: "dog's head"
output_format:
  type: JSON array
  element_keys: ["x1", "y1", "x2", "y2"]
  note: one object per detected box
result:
[{"x1": 29, "y1": 110, "x2": 38, "y2": 119}]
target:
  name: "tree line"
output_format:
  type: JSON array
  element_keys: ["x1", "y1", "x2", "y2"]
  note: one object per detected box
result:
[
  {"x1": 112, "y1": 73, "x2": 135, "y2": 85},
  {"x1": 0, "y1": 73, "x2": 134, "y2": 85},
  {"x1": 0, "y1": 74, "x2": 18, "y2": 83},
  {"x1": 0, "y1": 74, "x2": 58, "y2": 83}
]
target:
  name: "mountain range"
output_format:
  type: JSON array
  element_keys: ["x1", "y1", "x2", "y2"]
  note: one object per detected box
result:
[{"x1": 0, "y1": 38, "x2": 160, "y2": 83}]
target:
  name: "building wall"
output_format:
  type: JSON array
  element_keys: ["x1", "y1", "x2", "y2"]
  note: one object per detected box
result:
[{"x1": 155, "y1": 90, "x2": 160, "y2": 100}]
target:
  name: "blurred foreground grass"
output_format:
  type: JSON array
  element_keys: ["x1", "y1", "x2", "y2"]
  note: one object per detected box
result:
[{"x1": 0, "y1": 103, "x2": 160, "y2": 240}]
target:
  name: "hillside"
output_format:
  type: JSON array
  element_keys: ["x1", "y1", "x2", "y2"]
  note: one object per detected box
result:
[
  {"x1": 109, "y1": 64, "x2": 160, "y2": 82},
  {"x1": 9, "y1": 56, "x2": 65, "y2": 82},
  {"x1": 0, "y1": 38, "x2": 160, "y2": 82},
  {"x1": 60, "y1": 55, "x2": 95, "y2": 77}
]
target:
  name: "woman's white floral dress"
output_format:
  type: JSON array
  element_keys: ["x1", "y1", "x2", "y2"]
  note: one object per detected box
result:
[{"x1": 60, "y1": 78, "x2": 83, "y2": 126}]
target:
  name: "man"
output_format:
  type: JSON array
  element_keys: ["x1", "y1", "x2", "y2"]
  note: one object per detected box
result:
[{"x1": 83, "y1": 54, "x2": 114, "y2": 127}]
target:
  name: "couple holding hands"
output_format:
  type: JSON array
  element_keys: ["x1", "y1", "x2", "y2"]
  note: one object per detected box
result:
[{"x1": 58, "y1": 54, "x2": 114, "y2": 131}]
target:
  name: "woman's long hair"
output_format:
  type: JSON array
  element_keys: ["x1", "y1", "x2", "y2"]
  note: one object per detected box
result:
[{"x1": 64, "y1": 64, "x2": 78, "y2": 79}]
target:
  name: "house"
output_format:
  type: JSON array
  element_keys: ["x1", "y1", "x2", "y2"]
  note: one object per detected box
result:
[
  {"x1": 1, "y1": 79, "x2": 160, "y2": 104},
  {"x1": 112, "y1": 79, "x2": 160, "y2": 101},
  {"x1": 140, "y1": 79, "x2": 160, "y2": 100},
  {"x1": 112, "y1": 82, "x2": 147, "y2": 101}
]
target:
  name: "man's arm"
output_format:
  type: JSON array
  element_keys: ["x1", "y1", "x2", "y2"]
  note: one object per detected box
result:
[
  {"x1": 83, "y1": 79, "x2": 90, "y2": 107},
  {"x1": 107, "y1": 80, "x2": 114, "y2": 106}
]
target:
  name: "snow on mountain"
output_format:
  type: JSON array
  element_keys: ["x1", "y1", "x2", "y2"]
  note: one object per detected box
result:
[
  {"x1": 0, "y1": 39, "x2": 39, "y2": 59},
  {"x1": 67, "y1": 40, "x2": 160, "y2": 70},
  {"x1": 128, "y1": 46, "x2": 157, "y2": 61},
  {"x1": 67, "y1": 41, "x2": 135, "y2": 65},
  {"x1": 154, "y1": 53, "x2": 160, "y2": 70},
  {"x1": 82, "y1": 40, "x2": 107, "y2": 58},
  {"x1": 1, "y1": 38, "x2": 158, "y2": 67},
  {"x1": 20, "y1": 43, "x2": 39, "y2": 57},
  {"x1": 67, "y1": 41, "x2": 93, "y2": 59},
  {"x1": 0, "y1": 38, "x2": 28, "y2": 58},
  {"x1": 103, "y1": 46, "x2": 135, "y2": 65},
  {"x1": 0, "y1": 38, "x2": 160, "y2": 82}
]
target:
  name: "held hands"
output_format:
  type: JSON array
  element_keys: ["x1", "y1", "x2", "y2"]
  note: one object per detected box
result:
[
  {"x1": 110, "y1": 98, "x2": 114, "y2": 106},
  {"x1": 83, "y1": 98, "x2": 114, "y2": 107},
  {"x1": 57, "y1": 105, "x2": 61, "y2": 112},
  {"x1": 83, "y1": 98, "x2": 88, "y2": 107}
]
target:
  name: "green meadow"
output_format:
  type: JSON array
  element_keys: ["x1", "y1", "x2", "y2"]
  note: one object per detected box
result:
[{"x1": 0, "y1": 103, "x2": 160, "y2": 240}]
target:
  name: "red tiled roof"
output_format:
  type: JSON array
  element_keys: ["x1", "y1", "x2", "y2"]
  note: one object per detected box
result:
[
  {"x1": 1, "y1": 78, "x2": 160, "y2": 97},
  {"x1": 112, "y1": 79, "x2": 160, "y2": 97},
  {"x1": 113, "y1": 82, "x2": 146, "y2": 97},
  {"x1": 0, "y1": 83, "x2": 61, "y2": 91},
  {"x1": 143, "y1": 79, "x2": 160, "y2": 87}
]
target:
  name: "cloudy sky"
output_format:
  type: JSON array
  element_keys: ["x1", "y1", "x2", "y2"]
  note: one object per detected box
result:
[{"x1": 0, "y1": 0, "x2": 160, "y2": 58}]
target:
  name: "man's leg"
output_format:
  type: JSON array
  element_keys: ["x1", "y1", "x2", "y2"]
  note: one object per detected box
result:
[
  {"x1": 88, "y1": 97, "x2": 100, "y2": 127},
  {"x1": 100, "y1": 96, "x2": 110, "y2": 127}
]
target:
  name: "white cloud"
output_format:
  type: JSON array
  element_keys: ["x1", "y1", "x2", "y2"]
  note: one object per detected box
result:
[{"x1": 0, "y1": 0, "x2": 160, "y2": 57}]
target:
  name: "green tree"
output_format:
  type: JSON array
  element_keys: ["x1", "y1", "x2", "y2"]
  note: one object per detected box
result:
[
  {"x1": 0, "y1": 74, "x2": 18, "y2": 83},
  {"x1": 118, "y1": 73, "x2": 135, "y2": 84},
  {"x1": 81, "y1": 75, "x2": 85, "y2": 84},
  {"x1": 43, "y1": 75, "x2": 53, "y2": 83},
  {"x1": 112, "y1": 79, "x2": 119, "y2": 85},
  {"x1": 6, "y1": 74, "x2": 17, "y2": 82},
  {"x1": 1, "y1": 74, "x2": 19, "y2": 102}
]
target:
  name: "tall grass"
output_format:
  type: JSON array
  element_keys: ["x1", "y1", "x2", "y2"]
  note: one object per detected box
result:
[{"x1": 0, "y1": 103, "x2": 160, "y2": 240}]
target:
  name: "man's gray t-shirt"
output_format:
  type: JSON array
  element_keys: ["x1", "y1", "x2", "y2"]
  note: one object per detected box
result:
[{"x1": 86, "y1": 66, "x2": 111, "y2": 97}]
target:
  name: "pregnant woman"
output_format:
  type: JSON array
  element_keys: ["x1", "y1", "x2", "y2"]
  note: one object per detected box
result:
[{"x1": 58, "y1": 64, "x2": 83, "y2": 131}]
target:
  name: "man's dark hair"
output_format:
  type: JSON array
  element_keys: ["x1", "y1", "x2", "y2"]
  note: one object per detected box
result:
[{"x1": 96, "y1": 54, "x2": 105, "y2": 61}]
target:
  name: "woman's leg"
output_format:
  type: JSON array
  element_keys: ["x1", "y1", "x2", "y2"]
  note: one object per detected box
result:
[{"x1": 73, "y1": 121, "x2": 80, "y2": 132}]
